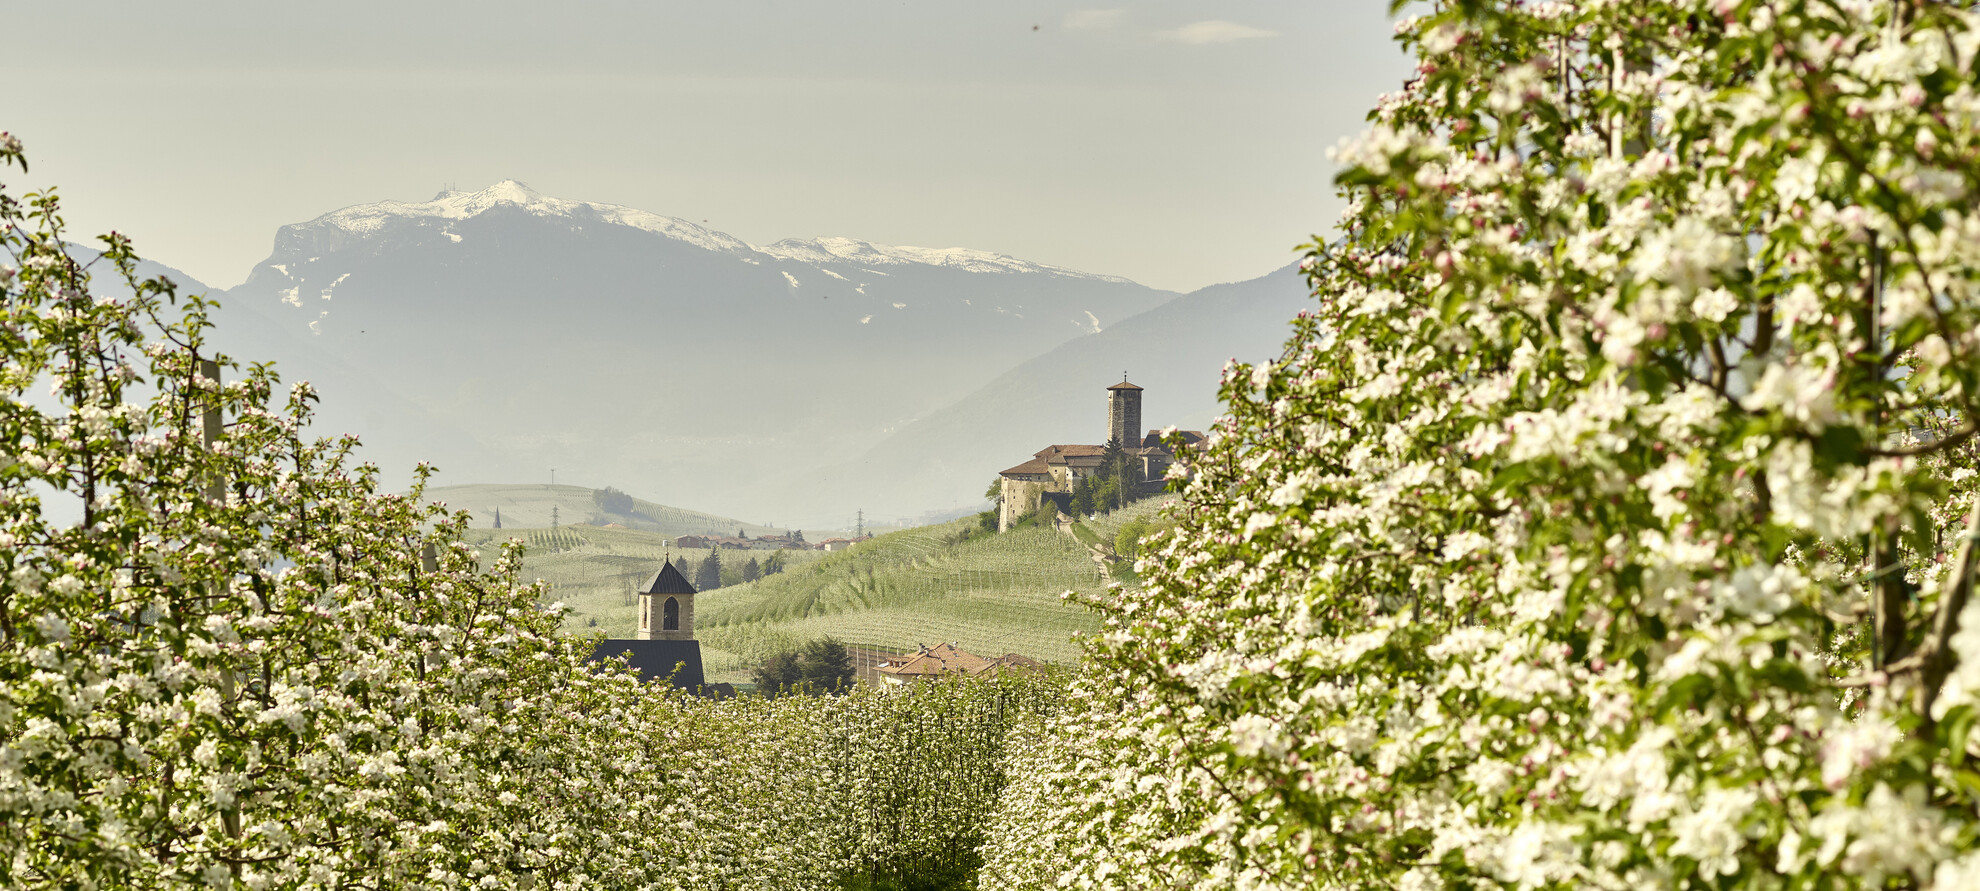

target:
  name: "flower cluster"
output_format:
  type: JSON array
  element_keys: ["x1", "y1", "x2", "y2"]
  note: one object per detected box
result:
[{"x1": 986, "y1": 1, "x2": 1980, "y2": 888}]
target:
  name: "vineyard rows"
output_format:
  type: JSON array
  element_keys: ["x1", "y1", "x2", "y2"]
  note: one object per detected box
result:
[
  {"x1": 459, "y1": 523, "x2": 822, "y2": 641},
  {"x1": 696, "y1": 518, "x2": 1106, "y2": 669},
  {"x1": 454, "y1": 511, "x2": 1120, "y2": 678}
]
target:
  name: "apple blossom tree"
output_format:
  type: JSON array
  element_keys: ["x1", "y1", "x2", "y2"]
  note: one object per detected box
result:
[
  {"x1": 0, "y1": 134, "x2": 1060, "y2": 891},
  {"x1": 985, "y1": 1, "x2": 1980, "y2": 888}
]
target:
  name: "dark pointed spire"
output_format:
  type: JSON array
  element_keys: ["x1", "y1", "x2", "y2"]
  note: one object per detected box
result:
[{"x1": 641, "y1": 560, "x2": 698, "y2": 595}]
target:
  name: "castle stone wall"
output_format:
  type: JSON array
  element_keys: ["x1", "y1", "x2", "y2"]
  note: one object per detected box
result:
[{"x1": 999, "y1": 478, "x2": 1049, "y2": 532}]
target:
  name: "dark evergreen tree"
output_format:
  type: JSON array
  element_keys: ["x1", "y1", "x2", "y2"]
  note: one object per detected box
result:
[
  {"x1": 1097, "y1": 476, "x2": 1122, "y2": 513},
  {"x1": 797, "y1": 637, "x2": 854, "y2": 690},
  {"x1": 742, "y1": 557, "x2": 761, "y2": 583},
  {"x1": 1072, "y1": 477, "x2": 1096, "y2": 517},
  {"x1": 751, "y1": 650, "x2": 799, "y2": 694},
  {"x1": 751, "y1": 637, "x2": 855, "y2": 697},
  {"x1": 1100, "y1": 436, "x2": 1139, "y2": 508},
  {"x1": 696, "y1": 547, "x2": 721, "y2": 591}
]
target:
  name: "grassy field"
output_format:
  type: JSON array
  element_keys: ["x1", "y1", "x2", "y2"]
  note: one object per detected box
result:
[
  {"x1": 458, "y1": 496, "x2": 1178, "y2": 685},
  {"x1": 1073, "y1": 496, "x2": 1177, "y2": 585},
  {"x1": 695, "y1": 517, "x2": 1109, "y2": 681},
  {"x1": 1081, "y1": 495, "x2": 1176, "y2": 550},
  {"x1": 456, "y1": 522, "x2": 827, "y2": 680}
]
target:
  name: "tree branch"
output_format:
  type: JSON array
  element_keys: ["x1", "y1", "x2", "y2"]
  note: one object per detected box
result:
[
  {"x1": 1865, "y1": 420, "x2": 1977, "y2": 458},
  {"x1": 1918, "y1": 495, "x2": 1980, "y2": 724}
]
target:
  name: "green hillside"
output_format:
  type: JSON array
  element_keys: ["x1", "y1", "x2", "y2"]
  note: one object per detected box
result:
[
  {"x1": 456, "y1": 522, "x2": 821, "y2": 673},
  {"x1": 427, "y1": 482, "x2": 798, "y2": 538},
  {"x1": 694, "y1": 517, "x2": 1109, "y2": 680},
  {"x1": 460, "y1": 503, "x2": 1138, "y2": 685}
]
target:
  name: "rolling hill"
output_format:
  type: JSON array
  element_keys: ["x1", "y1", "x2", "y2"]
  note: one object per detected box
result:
[
  {"x1": 454, "y1": 520, "x2": 827, "y2": 683},
  {"x1": 425, "y1": 482, "x2": 791, "y2": 537},
  {"x1": 692, "y1": 515, "x2": 1112, "y2": 680},
  {"x1": 465, "y1": 510, "x2": 1118, "y2": 685}
]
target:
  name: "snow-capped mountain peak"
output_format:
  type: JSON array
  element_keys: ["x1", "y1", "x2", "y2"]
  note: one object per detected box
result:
[
  {"x1": 275, "y1": 181, "x2": 1133, "y2": 283},
  {"x1": 305, "y1": 180, "x2": 755, "y2": 254},
  {"x1": 756, "y1": 236, "x2": 1129, "y2": 282}
]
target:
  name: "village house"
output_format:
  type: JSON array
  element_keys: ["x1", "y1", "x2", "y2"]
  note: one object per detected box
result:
[
  {"x1": 673, "y1": 529, "x2": 862, "y2": 552},
  {"x1": 870, "y1": 643, "x2": 1047, "y2": 686},
  {"x1": 676, "y1": 529, "x2": 811, "y2": 551},
  {"x1": 749, "y1": 530, "x2": 811, "y2": 550}
]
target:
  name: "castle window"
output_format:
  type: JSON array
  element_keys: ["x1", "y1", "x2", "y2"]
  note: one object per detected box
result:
[{"x1": 663, "y1": 597, "x2": 680, "y2": 631}]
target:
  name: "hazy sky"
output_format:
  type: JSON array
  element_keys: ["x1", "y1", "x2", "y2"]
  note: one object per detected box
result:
[{"x1": 5, "y1": 2, "x2": 1412, "y2": 294}]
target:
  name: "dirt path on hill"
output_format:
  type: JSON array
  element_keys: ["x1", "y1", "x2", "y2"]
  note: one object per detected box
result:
[{"x1": 1057, "y1": 514, "x2": 1115, "y2": 584}]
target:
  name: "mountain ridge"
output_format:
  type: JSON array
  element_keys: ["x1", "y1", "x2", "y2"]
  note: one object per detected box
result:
[
  {"x1": 217, "y1": 181, "x2": 1186, "y2": 524},
  {"x1": 269, "y1": 180, "x2": 1133, "y2": 284},
  {"x1": 88, "y1": 183, "x2": 1308, "y2": 527}
]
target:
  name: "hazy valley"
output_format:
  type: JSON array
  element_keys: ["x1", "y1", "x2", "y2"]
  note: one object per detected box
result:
[{"x1": 137, "y1": 180, "x2": 1311, "y2": 529}]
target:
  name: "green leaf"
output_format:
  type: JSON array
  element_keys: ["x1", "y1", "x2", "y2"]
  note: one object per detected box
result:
[
  {"x1": 1944, "y1": 705, "x2": 1978, "y2": 761},
  {"x1": 1654, "y1": 673, "x2": 1712, "y2": 717},
  {"x1": 1753, "y1": 658, "x2": 1815, "y2": 695},
  {"x1": 1814, "y1": 425, "x2": 1867, "y2": 466}
]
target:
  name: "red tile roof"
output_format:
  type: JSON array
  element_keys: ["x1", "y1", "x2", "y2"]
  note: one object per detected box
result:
[
  {"x1": 1000, "y1": 457, "x2": 1051, "y2": 477},
  {"x1": 982, "y1": 653, "x2": 1047, "y2": 677},
  {"x1": 1034, "y1": 444, "x2": 1108, "y2": 461},
  {"x1": 874, "y1": 643, "x2": 991, "y2": 678}
]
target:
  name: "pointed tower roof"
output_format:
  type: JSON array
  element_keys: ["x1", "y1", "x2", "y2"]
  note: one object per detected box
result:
[
  {"x1": 640, "y1": 561, "x2": 698, "y2": 595},
  {"x1": 1107, "y1": 380, "x2": 1143, "y2": 391}
]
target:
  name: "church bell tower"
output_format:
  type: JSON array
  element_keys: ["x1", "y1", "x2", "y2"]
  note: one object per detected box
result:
[{"x1": 638, "y1": 558, "x2": 699, "y2": 641}]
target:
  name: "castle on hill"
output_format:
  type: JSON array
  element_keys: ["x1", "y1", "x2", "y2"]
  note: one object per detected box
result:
[{"x1": 994, "y1": 376, "x2": 1202, "y2": 532}]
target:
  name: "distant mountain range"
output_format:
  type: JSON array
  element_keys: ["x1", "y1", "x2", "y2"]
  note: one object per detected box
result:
[{"x1": 125, "y1": 181, "x2": 1310, "y2": 526}]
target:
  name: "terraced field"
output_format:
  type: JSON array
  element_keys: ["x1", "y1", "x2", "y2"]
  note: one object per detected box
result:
[
  {"x1": 694, "y1": 518, "x2": 1110, "y2": 681},
  {"x1": 457, "y1": 523, "x2": 826, "y2": 680},
  {"x1": 464, "y1": 501, "x2": 1175, "y2": 685},
  {"x1": 1082, "y1": 495, "x2": 1176, "y2": 550}
]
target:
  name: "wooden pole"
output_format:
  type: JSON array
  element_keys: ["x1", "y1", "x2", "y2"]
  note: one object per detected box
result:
[
  {"x1": 200, "y1": 359, "x2": 223, "y2": 503},
  {"x1": 196, "y1": 357, "x2": 241, "y2": 873}
]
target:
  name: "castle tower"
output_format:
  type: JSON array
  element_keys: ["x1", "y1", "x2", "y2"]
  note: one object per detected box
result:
[
  {"x1": 1107, "y1": 376, "x2": 1144, "y2": 448},
  {"x1": 637, "y1": 558, "x2": 699, "y2": 641}
]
